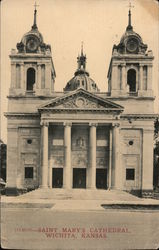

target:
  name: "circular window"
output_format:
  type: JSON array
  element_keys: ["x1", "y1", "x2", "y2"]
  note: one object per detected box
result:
[
  {"x1": 129, "y1": 140, "x2": 134, "y2": 146},
  {"x1": 27, "y1": 139, "x2": 32, "y2": 144}
]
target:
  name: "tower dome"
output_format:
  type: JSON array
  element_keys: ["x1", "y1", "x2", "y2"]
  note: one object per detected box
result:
[
  {"x1": 113, "y1": 9, "x2": 147, "y2": 55},
  {"x1": 16, "y1": 6, "x2": 51, "y2": 54},
  {"x1": 64, "y1": 45, "x2": 100, "y2": 92}
]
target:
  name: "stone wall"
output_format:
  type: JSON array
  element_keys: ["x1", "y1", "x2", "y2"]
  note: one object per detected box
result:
[{"x1": 120, "y1": 129, "x2": 142, "y2": 190}]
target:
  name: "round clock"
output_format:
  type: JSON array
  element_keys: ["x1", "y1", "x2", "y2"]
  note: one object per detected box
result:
[
  {"x1": 126, "y1": 39, "x2": 138, "y2": 53},
  {"x1": 26, "y1": 37, "x2": 38, "y2": 52}
]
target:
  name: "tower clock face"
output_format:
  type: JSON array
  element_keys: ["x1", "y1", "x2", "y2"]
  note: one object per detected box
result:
[
  {"x1": 26, "y1": 37, "x2": 39, "y2": 52},
  {"x1": 126, "y1": 38, "x2": 138, "y2": 53}
]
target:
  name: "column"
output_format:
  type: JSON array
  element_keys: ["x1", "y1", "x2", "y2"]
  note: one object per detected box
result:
[
  {"x1": 20, "y1": 63, "x2": 24, "y2": 90},
  {"x1": 88, "y1": 123, "x2": 97, "y2": 189},
  {"x1": 10, "y1": 62, "x2": 16, "y2": 88},
  {"x1": 108, "y1": 128, "x2": 112, "y2": 189},
  {"x1": 45, "y1": 63, "x2": 51, "y2": 89},
  {"x1": 111, "y1": 64, "x2": 118, "y2": 90},
  {"x1": 139, "y1": 64, "x2": 143, "y2": 90},
  {"x1": 40, "y1": 121, "x2": 49, "y2": 188},
  {"x1": 111, "y1": 123, "x2": 122, "y2": 189},
  {"x1": 121, "y1": 64, "x2": 126, "y2": 90},
  {"x1": 147, "y1": 65, "x2": 153, "y2": 90},
  {"x1": 37, "y1": 63, "x2": 41, "y2": 89},
  {"x1": 63, "y1": 122, "x2": 72, "y2": 189}
]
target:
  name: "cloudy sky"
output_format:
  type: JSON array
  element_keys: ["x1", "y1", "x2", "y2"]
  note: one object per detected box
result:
[{"x1": 1, "y1": 0, "x2": 159, "y2": 142}]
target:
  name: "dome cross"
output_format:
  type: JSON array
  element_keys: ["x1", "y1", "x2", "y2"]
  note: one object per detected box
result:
[
  {"x1": 32, "y1": 2, "x2": 39, "y2": 30},
  {"x1": 126, "y1": 0, "x2": 134, "y2": 31}
]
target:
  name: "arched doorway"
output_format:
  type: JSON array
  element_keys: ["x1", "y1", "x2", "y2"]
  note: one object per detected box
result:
[{"x1": 27, "y1": 68, "x2": 35, "y2": 91}]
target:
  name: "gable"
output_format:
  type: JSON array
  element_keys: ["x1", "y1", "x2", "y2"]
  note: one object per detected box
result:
[{"x1": 38, "y1": 88, "x2": 124, "y2": 113}]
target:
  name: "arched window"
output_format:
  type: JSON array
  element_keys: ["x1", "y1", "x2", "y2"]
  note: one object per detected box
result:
[
  {"x1": 27, "y1": 68, "x2": 35, "y2": 91},
  {"x1": 127, "y1": 69, "x2": 136, "y2": 92}
]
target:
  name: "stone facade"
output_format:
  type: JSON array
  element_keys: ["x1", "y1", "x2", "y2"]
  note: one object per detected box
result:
[{"x1": 5, "y1": 9, "x2": 155, "y2": 197}]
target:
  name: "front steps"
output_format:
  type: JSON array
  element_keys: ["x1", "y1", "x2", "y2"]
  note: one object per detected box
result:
[{"x1": 19, "y1": 188, "x2": 141, "y2": 201}]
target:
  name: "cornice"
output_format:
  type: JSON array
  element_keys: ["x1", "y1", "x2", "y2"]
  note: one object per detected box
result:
[
  {"x1": 4, "y1": 112, "x2": 40, "y2": 118},
  {"x1": 121, "y1": 114, "x2": 157, "y2": 120},
  {"x1": 7, "y1": 93, "x2": 155, "y2": 101},
  {"x1": 39, "y1": 108, "x2": 122, "y2": 114}
]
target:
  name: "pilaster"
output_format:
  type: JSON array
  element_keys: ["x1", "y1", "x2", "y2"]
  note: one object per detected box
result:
[
  {"x1": 139, "y1": 64, "x2": 143, "y2": 91},
  {"x1": 147, "y1": 65, "x2": 153, "y2": 90},
  {"x1": 37, "y1": 63, "x2": 41, "y2": 89},
  {"x1": 121, "y1": 64, "x2": 126, "y2": 90},
  {"x1": 10, "y1": 62, "x2": 16, "y2": 89}
]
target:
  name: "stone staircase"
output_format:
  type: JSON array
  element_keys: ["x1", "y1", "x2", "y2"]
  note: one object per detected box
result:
[
  {"x1": 19, "y1": 188, "x2": 141, "y2": 201},
  {"x1": 152, "y1": 190, "x2": 159, "y2": 200}
]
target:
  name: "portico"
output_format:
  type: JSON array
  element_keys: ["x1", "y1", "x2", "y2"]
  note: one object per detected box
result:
[{"x1": 40, "y1": 120, "x2": 121, "y2": 190}]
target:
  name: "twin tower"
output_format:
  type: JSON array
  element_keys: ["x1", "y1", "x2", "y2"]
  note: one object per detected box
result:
[{"x1": 9, "y1": 8, "x2": 154, "y2": 98}]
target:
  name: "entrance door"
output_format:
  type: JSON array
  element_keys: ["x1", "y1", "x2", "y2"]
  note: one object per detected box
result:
[
  {"x1": 96, "y1": 169, "x2": 107, "y2": 189},
  {"x1": 52, "y1": 168, "x2": 63, "y2": 188},
  {"x1": 73, "y1": 168, "x2": 86, "y2": 188}
]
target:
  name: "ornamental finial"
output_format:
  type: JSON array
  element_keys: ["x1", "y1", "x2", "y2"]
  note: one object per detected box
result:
[
  {"x1": 32, "y1": 2, "x2": 39, "y2": 30},
  {"x1": 126, "y1": 0, "x2": 134, "y2": 31}
]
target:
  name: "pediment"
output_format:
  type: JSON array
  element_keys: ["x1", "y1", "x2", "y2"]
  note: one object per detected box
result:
[{"x1": 38, "y1": 88, "x2": 124, "y2": 113}]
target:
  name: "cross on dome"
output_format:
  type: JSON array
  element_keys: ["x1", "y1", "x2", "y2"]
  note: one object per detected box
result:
[
  {"x1": 32, "y1": 2, "x2": 39, "y2": 30},
  {"x1": 126, "y1": 0, "x2": 134, "y2": 31}
]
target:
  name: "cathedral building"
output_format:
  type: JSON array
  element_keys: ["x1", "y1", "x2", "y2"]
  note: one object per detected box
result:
[{"x1": 5, "y1": 8, "x2": 155, "y2": 197}]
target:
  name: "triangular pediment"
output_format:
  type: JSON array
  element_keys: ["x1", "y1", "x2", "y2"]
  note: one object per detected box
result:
[{"x1": 38, "y1": 88, "x2": 124, "y2": 113}]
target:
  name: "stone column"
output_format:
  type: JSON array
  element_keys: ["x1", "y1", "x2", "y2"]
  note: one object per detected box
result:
[
  {"x1": 111, "y1": 123, "x2": 121, "y2": 189},
  {"x1": 139, "y1": 64, "x2": 143, "y2": 91},
  {"x1": 121, "y1": 64, "x2": 126, "y2": 90},
  {"x1": 88, "y1": 123, "x2": 97, "y2": 189},
  {"x1": 45, "y1": 63, "x2": 51, "y2": 89},
  {"x1": 11, "y1": 62, "x2": 16, "y2": 88},
  {"x1": 147, "y1": 65, "x2": 153, "y2": 90},
  {"x1": 40, "y1": 121, "x2": 49, "y2": 188},
  {"x1": 63, "y1": 122, "x2": 72, "y2": 189},
  {"x1": 37, "y1": 63, "x2": 41, "y2": 89},
  {"x1": 108, "y1": 128, "x2": 112, "y2": 189},
  {"x1": 20, "y1": 63, "x2": 24, "y2": 90},
  {"x1": 112, "y1": 64, "x2": 118, "y2": 90}
]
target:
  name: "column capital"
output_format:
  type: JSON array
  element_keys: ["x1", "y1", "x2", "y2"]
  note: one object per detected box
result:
[
  {"x1": 148, "y1": 64, "x2": 153, "y2": 68},
  {"x1": 89, "y1": 122, "x2": 98, "y2": 127},
  {"x1": 112, "y1": 123, "x2": 120, "y2": 128},
  {"x1": 11, "y1": 62, "x2": 16, "y2": 66},
  {"x1": 139, "y1": 63, "x2": 145, "y2": 67},
  {"x1": 63, "y1": 122, "x2": 72, "y2": 127},
  {"x1": 121, "y1": 63, "x2": 126, "y2": 67},
  {"x1": 40, "y1": 120, "x2": 49, "y2": 127}
]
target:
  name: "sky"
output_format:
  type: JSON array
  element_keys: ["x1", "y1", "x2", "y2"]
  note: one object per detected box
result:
[{"x1": 1, "y1": 0, "x2": 159, "y2": 143}]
